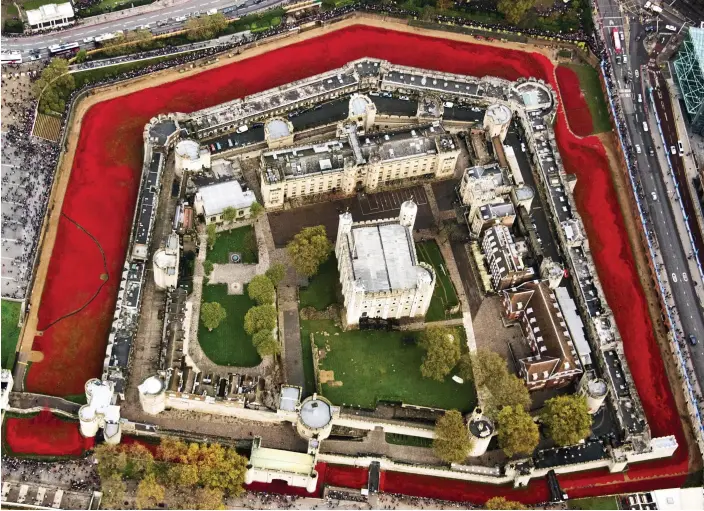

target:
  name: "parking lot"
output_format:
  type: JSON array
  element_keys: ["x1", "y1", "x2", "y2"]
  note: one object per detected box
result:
[{"x1": 268, "y1": 184, "x2": 435, "y2": 247}]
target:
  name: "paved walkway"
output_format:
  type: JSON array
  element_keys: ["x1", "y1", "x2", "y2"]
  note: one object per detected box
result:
[
  {"x1": 7, "y1": 392, "x2": 80, "y2": 416},
  {"x1": 279, "y1": 285, "x2": 305, "y2": 389}
]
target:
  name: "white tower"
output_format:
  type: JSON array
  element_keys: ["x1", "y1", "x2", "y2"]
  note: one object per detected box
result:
[
  {"x1": 153, "y1": 233, "x2": 180, "y2": 290},
  {"x1": 467, "y1": 407, "x2": 495, "y2": 457},
  {"x1": 399, "y1": 199, "x2": 418, "y2": 230},
  {"x1": 0, "y1": 369, "x2": 13, "y2": 410},
  {"x1": 79, "y1": 378, "x2": 122, "y2": 444},
  {"x1": 580, "y1": 376, "x2": 608, "y2": 414},
  {"x1": 483, "y1": 104, "x2": 512, "y2": 142},
  {"x1": 348, "y1": 94, "x2": 376, "y2": 133},
  {"x1": 336, "y1": 211, "x2": 354, "y2": 255},
  {"x1": 138, "y1": 376, "x2": 167, "y2": 415}
]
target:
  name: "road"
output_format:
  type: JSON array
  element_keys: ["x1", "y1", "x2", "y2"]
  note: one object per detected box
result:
[
  {"x1": 1, "y1": 0, "x2": 286, "y2": 54},
  {"x1": 594, "y1": 0, "x2": 704, "y2": 401}
]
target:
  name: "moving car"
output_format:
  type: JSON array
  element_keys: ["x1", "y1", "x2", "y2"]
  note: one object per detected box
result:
[
  {"x1": 651, "y1": 191, "x2": 657, "y2": 201},
  {"x1": 648, "y1": 147, "x2": 655, "y2": 157},
  {"x1": 671, "y1": 146, "x2": 677, "y2": 155},
  {"x1": 175, "y1": 16, "x2": 187, "y2": 22},
  {"x1": 636, "y1": 144, "x2": 642, "y2": 154},
  {"x1": 689, "y1": 335, "x2": 698, "y2": 346},
  {"x1": 207, "y1": 8, "x2": 217, "y2": 15},
  {"x1": 83, "y1": 36, "x2": 95, "y2": 43},
  {"x1": 643, "y1": 121, "x2": 649, "y2": 132}
]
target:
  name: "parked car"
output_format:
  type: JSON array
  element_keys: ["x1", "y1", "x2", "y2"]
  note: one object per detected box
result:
[
  {"x1": 237, "y1": 125, "x2": 249, "y2": 133},
  {"x1": 83, "y1": 36, "x2": 94, "y2": 43}
]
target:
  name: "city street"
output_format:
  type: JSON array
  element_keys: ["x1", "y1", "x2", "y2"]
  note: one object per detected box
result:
[
  {"x1": 594, "y1": 0, "x2": 704, "y2": 412},
  {"x1": 1, "y1": 0, "x2": 287, "y2": 55}
]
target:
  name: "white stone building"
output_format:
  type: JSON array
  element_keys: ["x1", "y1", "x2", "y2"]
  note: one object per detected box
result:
[
  {"x1": 25, "y1": 3, "x2": 75, "y2": 31},
  {"x1": 153, "y1": 233, "x2": 180, "y2": 290},
  {"x1": 260, "y1": 122, "x2": 459, "y2": 208},
  {"x1": 335, "y1": 200, "x2": 435, "y2": 326},
  {"x1": 194, "y1": 180, "x2": 257, "y2": 225},
  {"x1": 78, "y1": 379, "x2": 122, "y2": 444},
  {"x1": 175, "y1": 140, "x2": 211, "y2": 172}
]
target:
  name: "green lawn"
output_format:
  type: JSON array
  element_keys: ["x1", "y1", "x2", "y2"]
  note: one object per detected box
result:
[
  {"x1": 385, "y1": 433, "x2": 433, "y2": 448},
  {"x1": 206, "y1": 226, "x2": 258, "y2": 265},
  {"x1": 299, "y1": 321, "x2": 317, "y2": 397},
  {"x1": 567, "y1": 496, "x2": 619, "y2": 510},
  {"x1": 416, "y1": 241, "x2": 461, "y2": 322},
  {"x1": 198, "y1": 284, "x2": 261, "y2": 367},
  {"x1": 1, "y1": 300, "x2": 21, "y2": 370},
  {"x1": 299, "y1": 257, "x2": 340, "y2": 311},
  {"x1": 305, "y1": 319, "x2": 476, "y2": 412},
  {"x1": 563, "y1": 63, "x2": 612, "y2": 134}
]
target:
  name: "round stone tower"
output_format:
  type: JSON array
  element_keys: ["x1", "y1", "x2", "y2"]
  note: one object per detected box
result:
[
  {"x1": 399, "y1": 199, "x2": 418, "y2": 230},
  {"x1": 296, "y1": 394, "x2": 334, "y2": 441},
  {"x1": 581, "y1": 378, "x2": 608, "y2": 414},
  {"x1": 467, "y1": 407, "x2": 495, "y2": 457},
  {"x1": 138, "y1": 375, "x2": 167, "y2": 415}
]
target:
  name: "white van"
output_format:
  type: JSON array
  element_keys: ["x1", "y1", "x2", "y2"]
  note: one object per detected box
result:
[
  {"x1": 643, "y1": 121, "x2": 649, "y2": 132},
  {"x1": 623, "y1": 55, "x2": 628, "y2": 64},
  {"x1": 665, "y1": 25, "x2": 677, "y2": 32},
  {"x1": 636, "y1": 144, "x2": 642, "y2": 154},
  {"x1": 444, "y1": 101, "x2": 454, "y2": 108},
  {"x1": 678, "y1": 140, "x2": 684, "y2": 155},
  {"x1": 207, "y1": 8, "x2": 217, "y2": 15},
  {"x1": 637, "y1": 94, "x2": 642, "y2": 103},
  {"x1": 237, "y1": 125, "x2": 249, "y2": 133}
]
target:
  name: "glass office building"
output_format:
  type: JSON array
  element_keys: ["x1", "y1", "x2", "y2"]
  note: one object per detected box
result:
[{"x1": 673, "y1": 27, "x2": 704, "y2": 134}]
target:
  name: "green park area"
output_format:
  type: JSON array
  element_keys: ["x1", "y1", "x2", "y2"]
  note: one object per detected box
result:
[
  {"x1": 206, "y1": 225, "x2": 258, "y2": 265},
  {"x1": 198, "y1": 284, "x2": 261, "y2": 367},
  {"x1": 564, "y1": 63, "x2": 612, "y2": 134},
  {"x1": 415, "y1": 241, "x2": 461, "y2": 322},
  {"x1": 567, "y1": 496, "x2": 619, "y2": 510},
  {"x1": 299, "y1": 257, "x2": 339, "y2": 311},
  {"x1": 1, "y1": 300, "x2": 21, "y2": 370},
  {"x1": 301, "y1": 319, "x2": 476, "y2": 412}
]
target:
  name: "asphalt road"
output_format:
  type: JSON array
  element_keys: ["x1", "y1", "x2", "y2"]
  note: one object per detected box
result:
[
  {"x1": 595, "y1": 0, "x2": 704, "y2": 393},
  {"x1": 1, "y1": 0, "x2": 285, "y2": 54}
]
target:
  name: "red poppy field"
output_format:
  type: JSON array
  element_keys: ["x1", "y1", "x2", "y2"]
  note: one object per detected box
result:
[
  {"x1": 26, "y1": 23, "x2": 691, "y2": 500},
  {"x1": 3, "y1": 410, "x2": 93, "y2": 457},
  {"x1": 556, "y1": 65, "x2": 594, "y2": 137}
]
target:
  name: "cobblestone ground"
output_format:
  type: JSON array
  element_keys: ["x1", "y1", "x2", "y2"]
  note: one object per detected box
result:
[{"x1": 471, "y1": 296, "x2": 526, "y2": 373}]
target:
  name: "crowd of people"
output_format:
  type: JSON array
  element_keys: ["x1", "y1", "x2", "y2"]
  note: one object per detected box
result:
[
  {"x1": 1, "y1": 454, "x2": 99, "y2": 492},
  {"x1": 0, "y1": 86, "x2": 58, "y2": 300}
]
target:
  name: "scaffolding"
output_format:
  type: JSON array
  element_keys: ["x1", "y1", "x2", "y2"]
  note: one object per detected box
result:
[{"x1": 673, "y1": 27, "x2": 704, "y2": 134}]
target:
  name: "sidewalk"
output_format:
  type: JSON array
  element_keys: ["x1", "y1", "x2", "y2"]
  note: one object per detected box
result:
[{"x1": 648, "y1": 100, "x2": 704, "y2": 309}]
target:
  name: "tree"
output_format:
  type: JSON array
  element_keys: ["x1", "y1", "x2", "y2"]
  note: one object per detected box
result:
[
  {"x1": 456, "y1": 352, "x2": 474, "y2": 381},
  {"x1": 436, "y1": 0, "x2": 452, "y2": 11},
  {"x1": 485, "y1": 497, "x2": 524, "y2": 510},
  {"x1": 74, "y1": 49, "x2": 88, "y2": 63},
  {"x1": 136, "y1": 473, "x2": 165, "y2": 509},
  {"x1": 471, "y1": 350, "x2": 509, "y2": 388},
  {"x1": 100, "y1": 473, "x2": 126, "y2": 510},
  {"x1": 206, "y1": 223, "x2": 218, "y2": 249},
  {"x1": 265, "y1": 263, "x2": 286, "y2": 288},
  {"x1": 203, "y1": 260, "x2": 214, "y2": 276},
  {"x1": 247, "y1": 274, "x2": 275, "y2": 305},
  {"x1": 249, "y1": 202, "x2": 264, "y2": 219},
  {"x1": 201, "y1": 302, "x2": 227, "y2": 331},
  {"x1": 244, "y1": 304, "x2": 277, "y2": 335},
  {"x1": 497, "y1": 0, "x2": 536, "y2": 25},
  {"x1": 94, "y1": 443, "x2": 128, "y2": 479},
  {"x1": 541, "y1": 395, "x2": 592, "y2": 447},
  {"x1": 487, "y1": 374, "x2": 531, "y2": 416},
  {"x1": 433, "y1": 410, "x2": 472, "y2": 463},
  {"x1": 123, "y1": 443, "x2": 154, "y2": 479},
  {"x1": 419, "y1": 327, "x2": 461, "y2": 381},
  {"x1": 471, "y1": 350, "x2": 531, "y2": 417},
  {"x1": 33, "y1": 58, "x2": 75, "y2": 114},
  {"x1": 221, "y1": 207, "x2": 237, "y2": 224},
  {"x1": 185, "y1": 13, "x2": 229, "y2": 41},
  {"x1": 167, "y1": 463, "x2": 200, "y2": 487},
  {"x1": 286, "y1": 225, "x2": 332, "y2": 277},
  {"x1": 421, "y1": 5, "x2": 436, "y2": 21},
  {"x1": 252, "y1": 329, "x2": 280, "y2": 357},
  {"x1": 496, "y1": 406, "x2": 539, "y2": 457}
]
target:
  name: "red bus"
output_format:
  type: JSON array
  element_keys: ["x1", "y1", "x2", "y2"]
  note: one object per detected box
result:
[{"x1": 612, "y1": 28, "x2": 622, "y2": 54}]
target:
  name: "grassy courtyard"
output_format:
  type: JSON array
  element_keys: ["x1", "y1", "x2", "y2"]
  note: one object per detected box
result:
[
  {"x1": 1, "y1": 300, "x2": 21, "y2": 370},
  {"x1": 299, "y1": 257, "x2": 340, "y2": 311},
  {"x1": 206, "y1": 225, "x2": 258, "y2": 265},
  {"x1": 304, "y1": 319, "x2": 476, "y2": 412},
  {"x1": 563, "y1": 63, "x2": 612, "y2": 134},
  {"x1": 198, "y1": 284, "x2": 261, "y2": 367},
  {"x1": 567, "y1": 496, "x2": 619, "y2": 510},
  {"x1": 416, "y1": 241, "x2": 461, "y2": 322}
]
